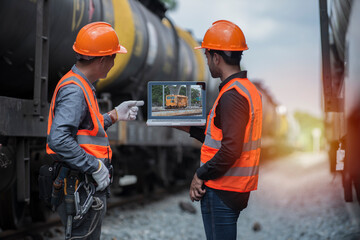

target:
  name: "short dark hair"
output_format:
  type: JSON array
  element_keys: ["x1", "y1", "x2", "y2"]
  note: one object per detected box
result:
[
  {"x1": 76, "y1": 54, "x2": 115, "y2": 65},
  {"x1": 76, "y1": 53, "x2": 100, "y2": 66},
  {"x1": 209, "y1": 50, "x2": 243, "y2": 66}
]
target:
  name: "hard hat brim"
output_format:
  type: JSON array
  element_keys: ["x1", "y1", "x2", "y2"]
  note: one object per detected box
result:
[
  {"x1": 194, "y1": 46, "x2": 203, "y2": 50},
  {"x1": 118, "y1": 45, "x2": 127, "y2": 54},
  {"x1": 73, "y1": 44, "x2": 128, "y2": 56}
]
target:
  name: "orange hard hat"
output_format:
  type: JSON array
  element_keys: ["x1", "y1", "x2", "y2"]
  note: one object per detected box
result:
[
  {"x1": 73, "y1": 22, "x2": 127, "y2": 56},
  {"x1": 195, "y1": 20, "x2": 248, "y2": 51}
]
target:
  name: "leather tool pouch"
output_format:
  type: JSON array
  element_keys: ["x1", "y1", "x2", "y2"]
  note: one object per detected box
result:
[
  {"x1": 38, "y1": 163, "x2": 59, "y2": 207},
  {"x1": 38, "y1": 164, "x2": 55, "y2": 206}
]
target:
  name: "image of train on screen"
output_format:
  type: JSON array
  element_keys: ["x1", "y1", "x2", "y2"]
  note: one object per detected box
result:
[
  {"x1": 166, "y1": 95, "x2": 188, "y2": 108},
  {"x1": 0, "y1": 0, "x2": 297, "y2": 230}
]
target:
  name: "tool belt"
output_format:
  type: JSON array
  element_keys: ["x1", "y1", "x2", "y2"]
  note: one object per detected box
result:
[{"x1": 38, "y1": 159, "x2": 112, "y2": 211}]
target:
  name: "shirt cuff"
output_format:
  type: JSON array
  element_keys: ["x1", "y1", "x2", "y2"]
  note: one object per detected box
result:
[
  {"x1": 196, "y1": 165, "x2": 208, "y2": 180},
  {"x1": 189, "y1": 126, "x2": 206, "y2": 143},
  {"x1": 103, "y1": 113, "x2": 112, "y2": 129}
]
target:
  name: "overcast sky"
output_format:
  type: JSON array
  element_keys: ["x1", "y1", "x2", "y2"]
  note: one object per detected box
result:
[{"x1": 167, "y1": 0, "x2": 322, "y2": 117}]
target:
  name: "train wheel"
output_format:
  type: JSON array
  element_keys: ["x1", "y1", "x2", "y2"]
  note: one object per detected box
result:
[
  {"x1": 0, "y1": 142, "x2": 16, "y2": 193},
  {"x1": 0, "y1": 141, "x2": 25, "y2": 230},
  {"x1": 355, "y1": 179, "x2": 360, "y2": 204},
  {"x1": 0, "y1": 183, "x2": 25, "y2": 230},
  {"x1": 342, "y1": 170, "x2": 353, "y2": 202}
]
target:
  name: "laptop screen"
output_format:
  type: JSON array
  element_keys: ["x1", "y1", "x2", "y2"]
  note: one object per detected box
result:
[{"x1": 147, "y1": 81, "x2": 206, "y2": 120}]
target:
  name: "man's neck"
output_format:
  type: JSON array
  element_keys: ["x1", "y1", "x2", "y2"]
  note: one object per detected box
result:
[
  {"x1": 220, "y1": 66, "x2": 241, "y2": 82},
  {"x1": 75, "y1": 63, "x2": 98, "y2": 84}
]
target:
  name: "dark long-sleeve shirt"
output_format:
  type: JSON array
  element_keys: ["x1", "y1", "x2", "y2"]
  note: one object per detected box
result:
[
  {"x1": 190, "y1": 71, "x2": 250, "y2": 211},
  {"x1": 47, "y1": 65, "x2": 112, "y2": 174}
]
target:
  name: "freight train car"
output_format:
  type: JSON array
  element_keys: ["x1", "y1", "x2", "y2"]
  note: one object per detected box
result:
[
  {"x1": 253, "y1": 81, "x2": 298, "y2": 159},
  {"x1": 165, "y1": 94, "x2": 188, "y2": 108},
  {"x1": 319, "y1": 0, "x2": 360, "y2": 203},
  {"x1": 0, "y1": 0, "x2": 210, "y2": 230}
]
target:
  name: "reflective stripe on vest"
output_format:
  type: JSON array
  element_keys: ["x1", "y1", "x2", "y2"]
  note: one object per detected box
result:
[
  {"x1": 200, "y1": 161, "x2": 260, "y2": 177},
  {"x1": 204, "y1": 81, "x2": 261, "y2": 152},
  {"x1": 46, "y1": 70, "x2": 112, "y2": 159},
  {"x1": 201, "y1": 78, "x2": 262, "y2": 192},
  {"x1": 76, "y1": 135, "x2": 109, "y2": 146}
]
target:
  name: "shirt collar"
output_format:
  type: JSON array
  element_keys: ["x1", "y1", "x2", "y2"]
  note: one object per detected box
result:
[
  {"x1": 219, "y1": 71, "x2": 247, "y2": 92},
  {"x1": 71, "y1": 65, "x2": 96, "y2": 92}
]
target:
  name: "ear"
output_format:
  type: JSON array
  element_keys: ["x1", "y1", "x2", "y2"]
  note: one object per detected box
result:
[{"x1": 213, "y1": 53, "x2": 221, "y2": 65}]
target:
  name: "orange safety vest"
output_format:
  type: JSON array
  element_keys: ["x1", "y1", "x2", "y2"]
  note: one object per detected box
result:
[
  {"x1": 201, "y1": 77, "x2": 262, "y2": 192},
  {"x1": 46, "y1": 70, "x2": 112, "y2": 160}
]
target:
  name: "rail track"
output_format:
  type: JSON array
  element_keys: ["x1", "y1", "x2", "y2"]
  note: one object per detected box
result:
[{"x1": 0, "y1": 186, "x2": 185, "y2": 240}]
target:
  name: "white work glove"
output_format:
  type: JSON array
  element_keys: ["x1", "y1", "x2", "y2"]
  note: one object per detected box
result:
[
  {"x1": 92, "y1": 160, "x2": 110, "y2": 191},
  {"x1": 115, "y1": 100, "x2": 144, "y2": 121}
]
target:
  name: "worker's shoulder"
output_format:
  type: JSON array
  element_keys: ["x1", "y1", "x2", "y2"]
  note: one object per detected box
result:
[
  {"x1": 219, "y1": 89, "x2": 249, "y2": 114},
  {"x1": 57, "y1": 83, "x2": 85, "y2": 100},
  {"x1": 221, "y1": 88, "x2": 248, "y2": 103}
]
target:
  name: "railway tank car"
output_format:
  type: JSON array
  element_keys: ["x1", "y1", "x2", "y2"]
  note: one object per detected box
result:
[
  {"x1": 319, "y1": 0, "x2": 360, "y2": 204},
  {"x1": 0, "y1": 0, "x2": 208, "y2": 103},
  {"x1": 0, "y1": 0, "x2": 210, "y2": 230}
]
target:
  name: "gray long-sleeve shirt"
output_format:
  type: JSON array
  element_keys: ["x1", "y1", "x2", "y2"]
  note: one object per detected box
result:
[{"x1": 47, "y1": 65, "x2": 112, "y2": 174}]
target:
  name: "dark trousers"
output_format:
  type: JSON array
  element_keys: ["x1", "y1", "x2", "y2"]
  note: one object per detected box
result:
[
  {"x1": 201, "y1": 186, "x2": 240, "y2": 240},
  {"x1": 57, "y1": 190, "x2": 107, "y2": 240}
]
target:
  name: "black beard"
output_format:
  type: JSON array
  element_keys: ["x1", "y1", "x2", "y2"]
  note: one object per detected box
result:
[{"x1": 210, "y1": 68, "x2": 221, "y2": 78}]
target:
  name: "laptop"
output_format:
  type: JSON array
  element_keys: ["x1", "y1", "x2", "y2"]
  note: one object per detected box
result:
[{"x1": 146, "y1": 81, "x2": 207, "y2": 126}]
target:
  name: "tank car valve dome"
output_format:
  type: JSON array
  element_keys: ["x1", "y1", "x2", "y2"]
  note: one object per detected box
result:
[
  {"x1": 195, "y1": 20, "x2": 248, "y2": 51},
  {"x1": 73, "y1": 22, "x2": 127, "y2": 57}
]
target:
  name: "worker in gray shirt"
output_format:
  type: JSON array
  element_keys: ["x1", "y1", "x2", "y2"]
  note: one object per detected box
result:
[{"x1": 46, "y1": 22, "x2": 143, "y2": 239}]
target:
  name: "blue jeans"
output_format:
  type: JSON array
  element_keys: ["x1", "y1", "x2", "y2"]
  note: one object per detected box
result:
[{"x1": 201, "y1": 186, "x2": 240, "y2": 240}]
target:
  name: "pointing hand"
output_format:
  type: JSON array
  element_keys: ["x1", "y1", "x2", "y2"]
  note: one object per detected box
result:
[{"x1": 115, "y1": 100, "x2": 144, "y2": 121}]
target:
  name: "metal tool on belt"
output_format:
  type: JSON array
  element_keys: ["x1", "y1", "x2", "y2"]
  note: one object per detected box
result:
[
  {"x1": 64, "y1": 172, "x2": 97, "y2": 239},
  {"x1": 74, "y1": 180, "x2": 95, "y2": 220},
  {"x1": 64, "y1": 171, "x2": 78, "y2": 240}
]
